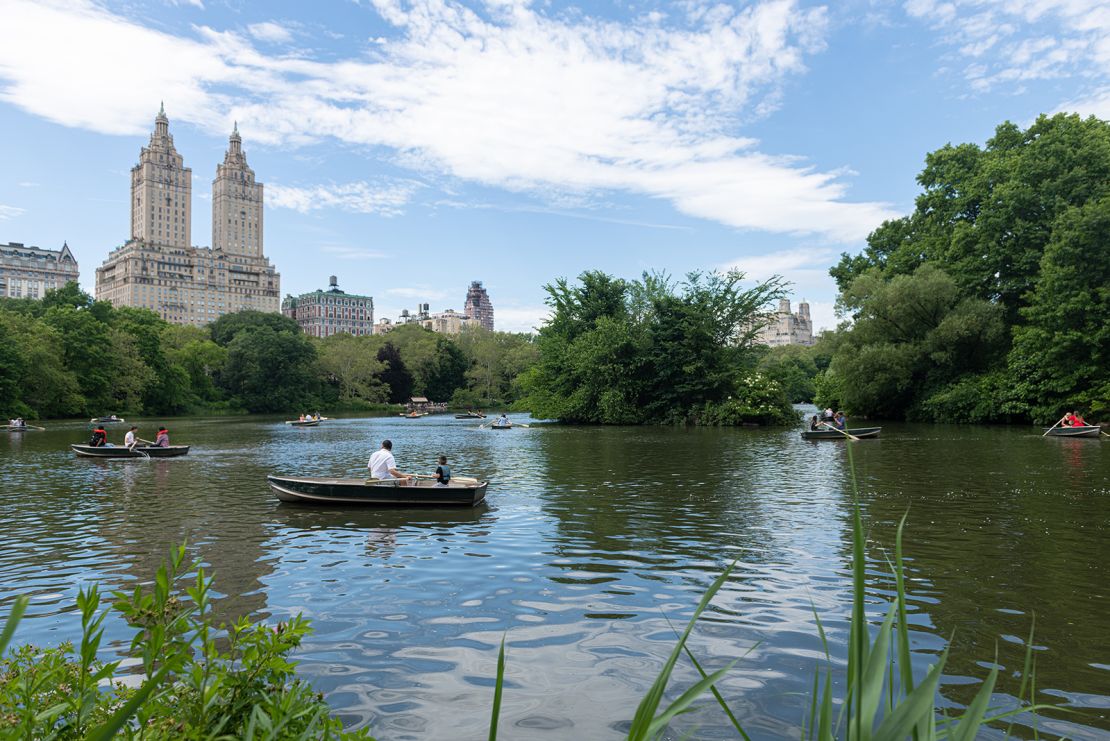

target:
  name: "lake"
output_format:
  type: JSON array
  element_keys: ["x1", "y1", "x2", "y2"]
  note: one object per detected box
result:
[{"x1": 1, "y1": 412, "x2": 1107, "y2": 739}]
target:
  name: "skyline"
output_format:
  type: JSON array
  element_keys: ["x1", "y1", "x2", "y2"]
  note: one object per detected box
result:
[{"x1": 2, "y1": 0, "x2": 1109, "y2": 331}]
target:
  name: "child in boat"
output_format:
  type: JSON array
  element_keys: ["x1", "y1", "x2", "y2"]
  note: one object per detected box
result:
[{"x1": 434, "y1": 455, "x2": 451, "y2": 487}]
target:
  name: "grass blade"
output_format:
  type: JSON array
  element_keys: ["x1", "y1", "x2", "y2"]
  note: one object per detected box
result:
[
  {"x1": 0, "y1": 595, "x2": 28, "y2": 655},
  {"x1": 627, "y1": 562, "x2": 736, "y2": 740},
  {"x1": 681, "y1": 643, "x2": 752, "y2": 741},
  {"x1": 873, "y1": 648, "x2": 949, "y2": 741},
  {"x1": 488, "y1": 635, "x2": 506, "y2": 741}
]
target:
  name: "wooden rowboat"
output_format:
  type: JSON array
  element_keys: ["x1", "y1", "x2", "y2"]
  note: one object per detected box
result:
[
  {"x1": 1043, "y1": 425, "x2": 1100, "y2": 438},
  {"x1": 71, "y1": 444, "x2": 190, "y2": 458},
  {"x1": 800, "y1": 426, "x2": 882, "y2": 440},
  {"x1": 286, "y1": 419, "x2": 320, "y2": 427},
  {"x1": 267, "y1": 474, "x2": 488, "y2": 506}
]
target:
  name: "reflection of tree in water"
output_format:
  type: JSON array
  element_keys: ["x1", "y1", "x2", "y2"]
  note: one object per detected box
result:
[
  {"x1": 533, "y1": 425, "x2": 852, "y2": 580},
  {"x1": 848, "y1": 433, "x2": 1110, "y2": 735}
]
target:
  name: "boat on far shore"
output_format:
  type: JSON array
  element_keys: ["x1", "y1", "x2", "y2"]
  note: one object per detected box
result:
[
  {"x1": 455, "y1": 412, "x2": 487, "y2": 419},
  {"x1": 801, "y1": 426, "x2": 882, "y2": 440},
  {"x1": 90, "y1": 415, "x2": 125, "y2": 424},
  {"x1": 1043, "y1": 425, "x2": 1101, "y2": 438}
]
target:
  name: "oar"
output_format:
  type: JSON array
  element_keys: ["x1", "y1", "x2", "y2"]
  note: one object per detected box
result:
[
  {"x1": 26, "y1": 425, "x2": 46, "y2": 431},
  {"x1": 821, "y1": 422, "x2": 860, "y2": 442},
  {"x1": 1042, "y1": 414, "x2": 1067, "y2": 437}
]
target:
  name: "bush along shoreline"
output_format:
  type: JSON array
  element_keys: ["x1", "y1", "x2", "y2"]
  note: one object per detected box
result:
[{"x1": 2, "y1": 454, "x2": 1055, "y2": 738}]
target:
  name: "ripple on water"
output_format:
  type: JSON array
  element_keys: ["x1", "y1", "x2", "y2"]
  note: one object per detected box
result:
[{"x1": 1, "y1": 415, "x2": 1107, "y2": 738}]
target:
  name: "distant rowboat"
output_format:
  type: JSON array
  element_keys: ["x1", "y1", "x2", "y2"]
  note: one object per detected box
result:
[
  {"x1": 800, "y1": 426, "x2": 882, "y2": 440},
  {"x1": 267, "y1": 474, "x2": 488, "y2": 506},
  {"x1": 455, "y1": 413, "x2": 486, "y2": 419},
  {"x1": 71, "y1": 444, "x2": 190, "y2": 458},
  {"x1": 287, "y1": 419, "x2": 320, "y2": 427},
  {"x1": 1043, "y1": 425, "x2": 1100, "y2": 438}
]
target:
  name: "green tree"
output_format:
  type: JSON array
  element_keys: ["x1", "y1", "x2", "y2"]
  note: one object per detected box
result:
[
  {"x1": 758, "y1": 345, "x2": 820, "y2": 403},
  {"x1": 317, "y1": 333, "x2": 388, "y2": 404},
  {"x1": 42, "y1": 305, "x2": 115, "y2": 414},
  {"x1": 1009, "y1": 196, "x2": 1110, "y2": 420},
  {"x1": 210, "y1": 310, "x2": 302, "y2": 346},
  {"x1": 221, "y1": 326, "x2": 319, "y2": 413},
  {"x1": 376, "y1": 342, "x2": 413, "y2": 404}
]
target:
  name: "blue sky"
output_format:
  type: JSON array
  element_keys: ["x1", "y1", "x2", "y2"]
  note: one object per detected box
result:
[{"x1": 1, "y1": 0, "x2": 1108, "y2": 332}]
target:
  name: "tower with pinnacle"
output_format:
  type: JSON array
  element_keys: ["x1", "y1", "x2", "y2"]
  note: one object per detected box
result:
[
  {"x1": 130, "y1": 102, "x2": 192, "y2": 249},
  {"x1": 212, "y1": 122, "x2": 264, "y2": 257}
]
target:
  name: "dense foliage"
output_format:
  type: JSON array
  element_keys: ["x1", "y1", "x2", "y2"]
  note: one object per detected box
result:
[
  {"x1": 0, "y1": 546, "x2": 371, "y2": 739},
  {"x1": 824, "y1": 113, "x2": 1110, "y2": 422},
  {"x1": 0, "y1": 286, "x2": 537, "y2": 419},
  {"x1": 519, "y1": 270, "x2": 796, "y2": 425}
]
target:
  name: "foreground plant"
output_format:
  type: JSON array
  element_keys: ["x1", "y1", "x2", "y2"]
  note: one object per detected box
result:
[{"x1": 0, "y1": 545, "x2": 373, "y2": 740}]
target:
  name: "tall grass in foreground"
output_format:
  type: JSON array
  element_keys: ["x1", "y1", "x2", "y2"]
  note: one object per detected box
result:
[{"x1": 490, "y1": 446, "x2": 1054, "y2": 740}]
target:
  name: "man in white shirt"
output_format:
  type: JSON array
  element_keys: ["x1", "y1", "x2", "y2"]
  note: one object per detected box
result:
[
  {"x1": 124, "y1": 426, "x2": 138, "y2": 449},
  {"x1": 367, "y1": 440, "x2": 411, "y2": 484}
]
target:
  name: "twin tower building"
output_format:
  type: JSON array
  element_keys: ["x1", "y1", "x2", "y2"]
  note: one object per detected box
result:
[{"x1": 95, "y1": 105, "x2": 280, "y2": 324}]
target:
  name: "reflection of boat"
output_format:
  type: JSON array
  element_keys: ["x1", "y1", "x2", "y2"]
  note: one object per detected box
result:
[
  {"x1": 271, "y1": 500, "x2": 490, "y2": 530},
  {"x1": 1044, "y1": 425, "x2": 1101, "y2": 438},
  {"x1": 71, "y1": 444, "x2": 191, "y2": 458},
  {"x1": 286, "y1": 419, "x2": 320, "y2": 427},
  {"x1": 800, "y1": 426, "x2": 882, "y2": 440},
  {"x1": 455, "y1": 413, "x2": 486, "y2": 419},
  {"x1": 268, "y1": 475, "x2": 488, "y2": 506}
]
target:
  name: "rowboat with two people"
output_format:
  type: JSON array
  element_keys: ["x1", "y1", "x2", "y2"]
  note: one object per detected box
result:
[
  {"x1": 267, "y1": 475, "x2": 488, "y2": 506},
  {"x1": 1043, "y1": 411, "x2": 1103, "y2": 438},
  {"x1": 4, "y1": 418, "x2": 44, "y2": 432},
  {"x1": 801, "y1": 426, "x2": 882, "y2": 440},
  {"x1": 455, "y1": 410, "x2": 486, "y2": 419},
  {"x1": 90, "y1": 415, "x2": 125, "y2": 425}
]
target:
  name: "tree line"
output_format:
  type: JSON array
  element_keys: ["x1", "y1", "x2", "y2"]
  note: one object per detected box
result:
[
  {"x1": 815, "y1": 112, "x2": 1110, "y2": 424},
  {"x1": 0, "y1": 284, "x2": 537, "y2": 418}
]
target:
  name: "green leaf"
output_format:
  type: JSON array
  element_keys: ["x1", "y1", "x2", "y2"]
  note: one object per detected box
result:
[{"x1": 488, "y1": 635, "x2": 506, "y2": 741}]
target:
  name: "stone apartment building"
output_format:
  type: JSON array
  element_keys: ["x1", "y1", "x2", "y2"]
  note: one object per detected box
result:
[
  {"x1": 282, "y1": 276, "x2": 374, "y2": 337},
  {"x1": 758, "y1": 298, "x2": 814, "y2": 347},
  {"x1": 0, "y1": 241, "x2": 79, "y2": 299},
  {"x1": 95, "y1": 106, "x2": 280, "y2": 325}
]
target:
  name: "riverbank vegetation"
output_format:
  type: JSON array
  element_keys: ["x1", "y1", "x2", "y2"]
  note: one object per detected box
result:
[
  {"x1": 0, "y1": 284, "x2": 537, "y2": 418},
  {"x1": 518, "y1": 270, "x2": 797, "y2": 425},
  {"x1": 819, "y1": 113, "x2": 1110, "y2": 424}
]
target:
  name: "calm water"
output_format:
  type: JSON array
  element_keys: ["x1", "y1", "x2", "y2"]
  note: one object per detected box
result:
[{"x1": 1, "y1": 412, "x2": 1107, "y2": 739}]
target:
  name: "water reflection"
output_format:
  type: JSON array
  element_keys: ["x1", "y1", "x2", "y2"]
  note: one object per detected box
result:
[{"x1": 0, "y1": 413, "x2": 1106, "y2": 738}]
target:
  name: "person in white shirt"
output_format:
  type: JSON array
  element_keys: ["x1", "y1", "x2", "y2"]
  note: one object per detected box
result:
[
  {"x1": 124, "y1": 426, "x2": 138, "y2": 449},
  {"x1": 367, "y1": 440, "x2": 411, "y2": 484}
]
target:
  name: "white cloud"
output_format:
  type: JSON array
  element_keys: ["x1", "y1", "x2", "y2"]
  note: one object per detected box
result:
[
  {"x1": 1057, "y1": 85, "x2": 1110, "y2": 119},
  {"x1": 903, "y1": 0, "x2": 1110, "y2": 92},
  {"x1": 247, "y1": 21, "x2": 293, "y2": 44},
  {"x1": 319, "y1": 245, "x2": 388, "y2": 260},
  {"x1": 266, "y1": 181, "x2": 420, "y2": 215},
  {"x1": 494, "y1": 304, "x2": 551, "y2": 333},
  {"x1": 0, "y1": 204, "x2": 26, "y2": 220},
  {"x1": 0, "y1": 0, "x2": 896, "y2": 240}
]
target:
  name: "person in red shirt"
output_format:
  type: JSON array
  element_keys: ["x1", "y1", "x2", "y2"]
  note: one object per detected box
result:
[{"x1": 1070, "y1": 411, "x2": 1087, "y2": 427}]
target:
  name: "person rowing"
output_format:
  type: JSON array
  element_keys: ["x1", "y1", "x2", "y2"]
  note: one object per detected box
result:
[
  {"x1": 495, "y1": 413, "x2": 510, "y2": 427},
  {"x1": 368, "y1": 439, "x2": 413, "y2": 485},
  {"x1": 124, "y1": 425, "x2": 139, "y2": 449}
]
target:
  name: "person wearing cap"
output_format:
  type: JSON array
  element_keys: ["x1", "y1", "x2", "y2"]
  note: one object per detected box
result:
[{"x1": 367, "y1": 440, "x2": 412, "y2": 484}]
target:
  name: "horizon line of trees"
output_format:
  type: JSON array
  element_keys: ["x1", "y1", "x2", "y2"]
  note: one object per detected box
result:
[{"x1": 0, "y1": 283, "x2": 537, "y2": 419}]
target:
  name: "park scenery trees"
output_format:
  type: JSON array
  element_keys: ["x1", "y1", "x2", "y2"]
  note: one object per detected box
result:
[
  {"x1": 518, "y1": 270, "x2": 796, "y2": 425},
  {"x1": 821, "y1": 113, "x2": 1110, "y2": 423},
  {"x1": 0, "y1": 289, "x2": 537, "y2": 419}
]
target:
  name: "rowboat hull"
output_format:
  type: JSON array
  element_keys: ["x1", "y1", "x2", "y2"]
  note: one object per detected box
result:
[
  {"x1": 490, "y1": 424, "x2": 512, "y2": 430},
  {"x1": 71, "y1": 444, "x2": 191, "y2": 458},
  {"x1": 268, "y1": 475, "x2": 488, "y2": 506},
  {"x1": 90, "y1": 417, "x2": 125, "y2": 424},
  {"x1": 287, "y1": 420, "x2": 320, "y2": 427},
  {"x1": 455, "y1": 414, "x2": 486, "y2": 419},
  {"x1": 1044, "y1": 425, "x2": 1101, "y2": 438},
  {"x1": 800, "y1": 426, "x2": 882, "y2": 440},
  {"x1": 6, "y1": 427, "x2": 29, "y2": 433}
]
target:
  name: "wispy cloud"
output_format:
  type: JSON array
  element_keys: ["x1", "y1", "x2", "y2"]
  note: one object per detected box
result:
[
  {"x1": 0, "y1": 0, "x2": 897, "y2": 241},
  {"x1": 319, "y1": 244, "x2": 388, "y2": 260},
  {"x1": 16, "y1": 181, "x2": 38, "y2": 188},
  {"x1": 266, "y1": 181, "x2": 420, "y2": 215},
  {"x1": 0, "y1": 204, "x2": 26, "y2": 220},
  {"x1": 247, "y1": 21, "x2": 292, "y2": 44},
  {"x1": 903, "y1": 0, "x2": 1110, "y2": 93}
]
